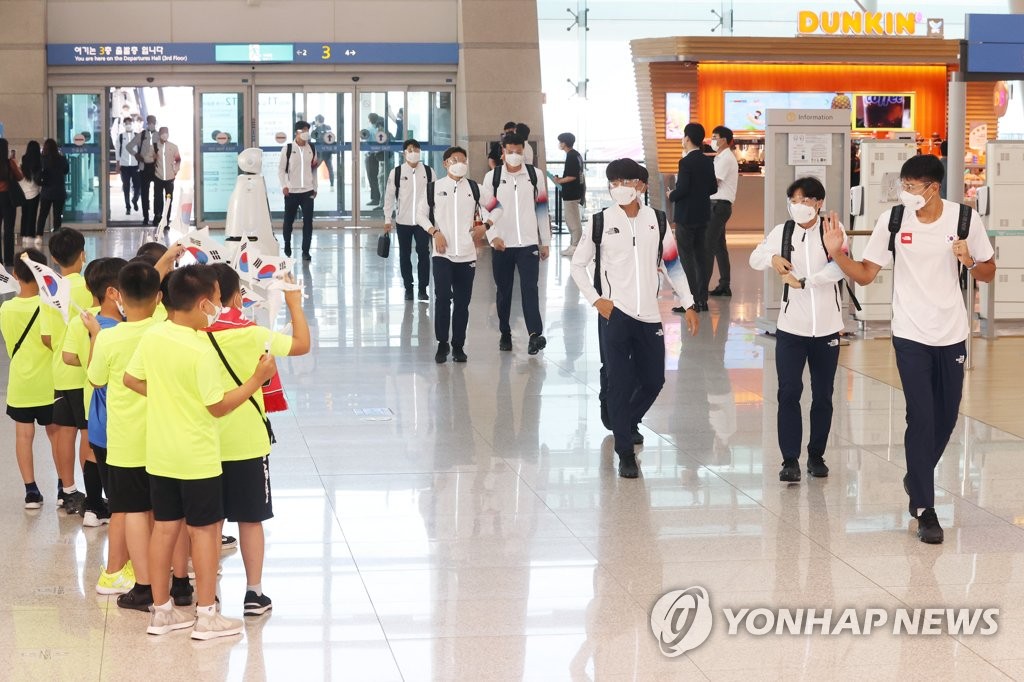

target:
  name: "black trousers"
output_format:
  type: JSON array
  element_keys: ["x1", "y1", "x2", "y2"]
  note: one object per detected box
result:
[
  {"x1": 492, "y1": 246, "x2": 542, "y2": 336},
  {"x1": 676, "y1": 222, "x2": 711, "y2": 303},
  {"x1": 119, "y1": 166, "x2": 140, "y2": 210},
  {"x1": 20, "y1": 195, "x2": 40, "y2": 238},
  {"x1": 37, "y1": 195, "x2": 65, "y2": 233},
  {"x1": 432, "y1": 257, "x2": 475, "y2": 346},
  {"x1": 893, "y1": 336, "x2": 966, "y2": 510},
  {"x1": 775, "y1": 329, "x2": 840, "y2": 462},
  {"x1": 320, "y1": 154, "x2": 335, "y2": 187},
  {"x1": 140, "y1": 162, "x2": 156, "y2": 219},
  {"x1": 153, "y1": 178, "x2": 175, "y2": 226},
  {"x1": 283, "y1": 190, "x2": 315, "y2": 256},
  {"x1": 706, "y1": 200, "x2": 732, "y2": 289},
  {"x1": 0, "y1": 191, "x2": 15, "y2": 265},
  {"x1": 397, "y1": 223, "x2": 431, "y2": 292},
  {"x1": 365, "y1": 154, "x2": 382, "y2": 204},
  {"x1": 600, "y1": 308, "x2": 666, "y2": 456}
]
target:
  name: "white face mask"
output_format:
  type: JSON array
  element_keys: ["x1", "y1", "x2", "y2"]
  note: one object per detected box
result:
[
  {"x1": 203, "y1": 301, "x2": 222, "y2": 327},
  {"x1": 505, "y1": 153, "x2": 524, "y2": 167},
  {"x1": 899, "y1": 188, "x2": 929, "y2": 212},
  {"x1": 299, "y1": 131, "x2": 310, "y2": 141},
  {"x1": 115, "y1": 299, "x2": 126, "y2": 320},
  {"x1": 788, "y1": 201, "x2": 818, "y2": 224},
  {"x1": 710, "y1": 139, "x2": 720, "y2": 152},
  {"x1": 405, "y1": 151, "x2": 421, "y2": 164},
  {"x1": 448, "y1": 162, "x2": 468, "y2": 178},
  {"x1": 610, "y1": 186, "x2": 638, "y2": 206},
  {"x1": 124, "y1": 124, "x2": 133, "y2": 132}
]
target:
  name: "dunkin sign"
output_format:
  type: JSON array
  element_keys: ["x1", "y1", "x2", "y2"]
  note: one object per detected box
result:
[{"x1": 797, "y1": 11, "x2": 944, "y2": 38}]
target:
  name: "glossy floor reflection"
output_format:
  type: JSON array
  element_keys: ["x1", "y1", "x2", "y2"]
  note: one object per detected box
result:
[{"x1": 1, "y1": 228, "x2": 1022, "y2": 680}]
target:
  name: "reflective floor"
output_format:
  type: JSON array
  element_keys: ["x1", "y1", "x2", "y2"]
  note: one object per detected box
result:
[{"x1": 1, "y1": 228, "x2": 1022, "y2": 681}]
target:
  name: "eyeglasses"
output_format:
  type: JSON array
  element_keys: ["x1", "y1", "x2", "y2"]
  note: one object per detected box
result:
[
  {"x1": 789, "y1": 197, "x2": 819, "y2": 206},
  {"x1": 609, "y1": 179, "x2": 643, "y2": 188},
  {"x1": 900, "y1": 182, "x2": 931, "y2": 192}
]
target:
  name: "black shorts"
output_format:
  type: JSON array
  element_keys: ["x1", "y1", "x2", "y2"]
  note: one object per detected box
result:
[
  {"x1": 6, "y1": 404, "x2": 53, "y2": 425},
  {"x1": 149, "y1": 474, "x2": 223, "y2": 527},
  {"x1": 222, "y1": 456, "x2": 274, "y2": 523},
  {"x1": 90, "y1": 444, "x2": 109, "y2": 493},
  {"x1": 108, "y1": 463, "x2": 150, "y2": 513},
  {"x1": 52, "y1": 389, "x2": 87, "y2": 429}
]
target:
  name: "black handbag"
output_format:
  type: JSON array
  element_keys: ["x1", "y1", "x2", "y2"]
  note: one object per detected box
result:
[
  {"x1": 377, "y1": 232, "x2": 391, "y2": 258},
  {"x1": 8, "y1": 178, "x2": 26, "y2": 207}
]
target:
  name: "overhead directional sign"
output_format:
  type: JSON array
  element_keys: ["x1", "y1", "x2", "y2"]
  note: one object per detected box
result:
[{"x1": 962, "y1": 14, "x2": 1024, "y2": 80}]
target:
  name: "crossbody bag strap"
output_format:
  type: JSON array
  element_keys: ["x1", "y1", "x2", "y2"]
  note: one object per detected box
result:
[
  {"x1": 11, "y1": 307, "x2": 41, "y2": 358},
  {"x1": 206, "y1": 331, "x2": 275, "y2": 444}
]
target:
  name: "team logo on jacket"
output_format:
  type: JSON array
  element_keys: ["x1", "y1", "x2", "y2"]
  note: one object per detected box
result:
[
  {"x1": 828, "y1": 339, "x2": 839, "y2": 347},
  {"x1": 605, "y1": 227, "x2": 619, "y2": 235},
  {"x1": 946, "y1": 234, "x2": 956, "y2": 243},
  {"x1": 901, "y1": 233, "x2": 913, "y2": 244}
]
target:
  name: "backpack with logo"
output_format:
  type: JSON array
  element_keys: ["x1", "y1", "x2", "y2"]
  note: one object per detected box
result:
[
  {"x1": 285, "y1": 142, "x2": 317, "y2": 175},
  {"x1": 491, "y1": 164, "x2": 538, "y2": 201},
  {"x1": 886, "y1": 203, "x2": 973, "y2": 289},
  {"x1": 426, "y1": 179, "x2": 481, "y2": 227},
  {"x1": 394, "y1": 164, "x2": 435, "y2": 202},
  {"x1": 780, "y1": 218, "x2": 862, "y2": 311},
  {"x1": 590, "y1": 208, "x2": 668, "y2": 295}
]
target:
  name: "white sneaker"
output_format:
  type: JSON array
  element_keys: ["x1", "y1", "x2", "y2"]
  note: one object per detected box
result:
[
  {"x1": 147, "y1": 604, "x2": 195, "y2": 635},
  {"x1": 191, "y1": 611, "x2": 243, "y2": 640},
  {"x1": 82, "y1": 510, "x2": 110, "y2": 527}
]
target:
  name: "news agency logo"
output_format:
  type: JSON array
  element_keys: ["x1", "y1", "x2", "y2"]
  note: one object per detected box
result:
[{"x1": 650, "y1": 586, "x2": 999, "y2": 657}]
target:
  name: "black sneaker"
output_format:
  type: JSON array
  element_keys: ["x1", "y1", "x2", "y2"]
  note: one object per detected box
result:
[
  {"x1": 451, "y1": 346, "x2": 468, "y2": 363},
  {"x1": 243, "y1": 591, "x2": 273, "y2": 616},
  {"x1": 632, "y1": 427, "x2": 644, "y2": 445},
  {"x1": 221, "y1": 534, "x2": 238, "y2": 551},
  {"x1": 171, "y1": 576, "x2": 194, "y2": 606},
  {"x1": 24, "y1": 491, "x2": 43, "y2": 509},
  {"x1": 618, "y1": 453, "x2": 640, "y2": 479},
  {"x1": 709, "y1": 287, "x2": 732, "y2": 297},
  {"x1": 302, "y1": 252, "x2": 312, "y2": 261},
  {"x1": 117, "y1": 584, "x2": 154, "y2": 611},
  {"x1": 418, "y1": 289, "x2": 429, "y2": 301},
  {"x1": 284, "y1": 247, "x2": 292, "y2": 258},
  {"x1": 779, "y1": 460, "x2": 801, "y2": 482},
  {"x1": 807, "y1": 457, "x2": 829, "y2": 478},
  {"x1": 499, "y1": 333, "x2": 512, "y2": 352},
  {"x1": 600, "y1": 398, "x2": 611, "y2": 430},
  {"x1": 917, "y1": 508, "x2": 944, "y2": 544},
  {"x1": 404, "y1": 288, "x2": 414, "y2": 301},
  {"x1": 435, "y1": 342, "x2": 450, "y2": 364},
  {"x1": 527, "y1": 334, "x2": 547, "y2": 355},
  {"x1": 62, "y1": 491, "x2": 86, "y2": 515},
  {"x1": 671, "y1": 305, "x2": 689, "y2": 314}
]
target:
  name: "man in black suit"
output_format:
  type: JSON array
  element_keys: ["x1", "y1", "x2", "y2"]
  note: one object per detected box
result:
[{"x1": 667, "y1": 123, "x2": 717, "y2": 312}]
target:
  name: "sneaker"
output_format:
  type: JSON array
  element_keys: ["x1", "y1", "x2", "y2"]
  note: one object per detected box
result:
[
  {"x1": 807, "y1": 457, "x2": 829, "y2": 478},
  {"x1": 404, "y1": 288, "x2": 414, "y2": 301},
  {"x1": 147, "y1": 604, "x2": 195, "y2": 636},
  {"x1": 284, "y1": 245, "x2": 292, "y2": 257},
  {"x1": 779, "y1": 460, "x2": 801, "y2": 482},
  {"x1": 302, "y1": 252, "x2": 312, "y2": 262},
  {"x1": 709, "y1": 287, "x2": 732, "y2": 297},
  {"x1": 83, "y1": 507, "x2": 111, "y2": 527},
  {"x1": 61, "y1": 491, "x2": 86, "y2": 515},
  {"x1": 451, "y1": 346, "x2": 468, "y2": 363},
  {"x1": 435, "y1": 342, "x2": 450, "y2": 364},
  {"x1": 221, "y1": 534, "x2": 238, "y2": 551},
  {"x1": 243, "y1": 591, "x2": 273, "y2": 616},
  {"x1": 527, "y1": 334, "x2": 547, "y2": 356},
  {"x1": 171, "y1": 577, "x2": 194, "y2": 607},
  {"x1": 122, "y1": 560, "x2": 136, "y2": 583},
  {"x1": 618, "y1": 453, "x2": 640, "y2": 479},
  {"x1": 191, "y1": 611, "x2": 243, "y2": 640},
  {"x1": 916, "y1": 507, "x2": 944, "y2": 544},
  {"x1": 117, "y1": 584, "x2": 154, "y2": 611},
  {"x1": 96, "y1": 565, "x2": 135, "y2": 595},
  {"x1": 499, "y1": 333, "x2": 512, "y2": 352},
  {"x1": 418, "y1": 289, "x2": 429, "y2": 301},
  {"x1": 24, "y1": 491, "x2": 43, "y2": 509}
]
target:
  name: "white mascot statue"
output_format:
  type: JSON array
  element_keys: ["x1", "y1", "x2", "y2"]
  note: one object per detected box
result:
[{"x1": 225, "y1": 147, "x2": 280, "y2": 256}]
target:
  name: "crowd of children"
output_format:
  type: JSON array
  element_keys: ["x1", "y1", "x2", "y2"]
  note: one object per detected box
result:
[{"x1": 0, "y1": 228, "x2": 310, "y2": 640}]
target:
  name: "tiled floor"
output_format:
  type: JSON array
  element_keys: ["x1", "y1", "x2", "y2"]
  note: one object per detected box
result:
[{"x1": 1, "y1": 227, "x2": 1022, "y2": 681}]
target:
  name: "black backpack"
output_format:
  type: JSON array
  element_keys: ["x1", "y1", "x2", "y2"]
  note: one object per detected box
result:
[
  {"x1": 780, "y1": 218, "x2": 862, "y2": 312},
  {"x1": 591, "y1": 208, "x2": 668, "y2": 296},
  {"x1": 426, "y1": 179, "x2": 481, "y2": 226},
  {"x1": 285, "y1": 142, "x2": 317, "y2": 174},
  {"x1": 394, "y1": 164, "x2": 434, "y2": 201},
  {"x1": 492, "y1": 164, "x2": 538, "y2": 201},
  {"x1": 886, "y1": 203, "x2": 973, "y2": 289}
]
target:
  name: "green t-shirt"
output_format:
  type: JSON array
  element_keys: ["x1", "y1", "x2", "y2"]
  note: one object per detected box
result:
[
  {"x1": 41, "y1": 272, "x2": 94, "y2": 391},
  {"x1": 65, "y1": 305, "x2": 100, "y2": 414},
  {"x1": 88, "y1": 317, "x2": 160, "y2": 468},
  {"x1": 125, "y1": 321, "x2": 225, "y2": 479},
  {"x1": 0, "y1": 295, "x2": 54, "y2": 408}
]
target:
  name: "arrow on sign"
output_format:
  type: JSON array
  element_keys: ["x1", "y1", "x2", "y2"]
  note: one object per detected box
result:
[{"x1": 344, "y1": 49, "x2": 357, "y2": 56}]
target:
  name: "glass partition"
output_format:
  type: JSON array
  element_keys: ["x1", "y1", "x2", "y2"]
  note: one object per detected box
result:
[{"x1": 56, "y1": 93, "x2": 102, "y2": 223}]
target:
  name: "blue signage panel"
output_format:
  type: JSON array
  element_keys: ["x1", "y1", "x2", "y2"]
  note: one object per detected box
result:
[
  {"x1": 965, "y1": 14, "x2": 1024, "y2": 44},
  {"x1": 964, "y1": 42, "x2": 1024, "y2": 74},
  {"x1": 47, "y1": 42, "x2": 458, "y2": 66}
]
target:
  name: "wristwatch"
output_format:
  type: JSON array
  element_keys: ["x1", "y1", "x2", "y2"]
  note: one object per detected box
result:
[
  {"x1": 966, "y1": 257, "x2": 978, "y2": 271},
  {"x1": 799, "y1": 277, "x2": 807, "y2": 289}
]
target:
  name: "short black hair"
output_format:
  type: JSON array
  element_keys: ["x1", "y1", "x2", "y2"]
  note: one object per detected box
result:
[
  {"x1": 85, "y1": 257, "x2": 128, "y2": 304},
  {"x1": 403, "y1": 139, "x2": 421, "y2": 151},
  {"x1": 503, "y1": 121, "x2": 517, "y2": 131},
  {"x1": 48, "y1": 227, "x2": 85, "y2": 268},
  {"x1": 487, "y1": 141, "x2": 502, "y2": 163},
  {"x1": 515, "y1": 123, "x2": 531, "y2": 139},
  {"x1": 122, "y1": 117, "x2": 133, "y2": 124},
  {"x1": 118, "y1": 261, "x2": 162, "y2": 304},
  {"x1": 786, "y1": 177, "x2": 826, "y2": 201},
  {"x1": 294, "y1": 120, "x2": 310, "y2": 132},
  {"x1": 13, "y1": 248, "x2": 47, "y2": 283},
  {"x1": 712, "y1": 126, "x2": 734, "y2": 144},
  {"x1": 502, "y1": 134, "x2": 525, "y2": 149},
  {"x1": 443, "y1": 146, "x2": 467, "y2": 162},
  {"x1": 683, "y1": 123, "x2": 705, "y2": 147},
  {"x1": 557, "y1": 132, "x2": 575, "y2": 147},
  {"x1": 165, "y1": 264, "x2": 217, "y2": 312},
  {"x1": 606, "y1": 158, "x2": 649, "y2": 184},
  {"x1": 900, "y1": 154, "x2": 944, "y2": 184},
  {"x1": 136, "y1": 241, "x2": 168, "y2": 263},
  {"x1": 940, "y1": 141, "x2": 948, "y2": 156},
  {"x1": 210, "y1": 263, "x2": 240, "y2": 307}
]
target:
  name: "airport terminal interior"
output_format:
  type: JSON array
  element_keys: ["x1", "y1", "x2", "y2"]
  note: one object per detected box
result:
[{"x1": 6, "y1": 0, "x2": 1024, "y2": 680}]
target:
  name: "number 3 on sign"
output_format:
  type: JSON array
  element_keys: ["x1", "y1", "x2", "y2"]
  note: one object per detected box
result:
[{"x1": 321, "y1": 45, "x2": 331, "y2": 60}]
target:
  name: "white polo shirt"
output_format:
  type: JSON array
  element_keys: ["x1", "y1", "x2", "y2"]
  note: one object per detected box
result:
[
  {"x1": 860, "y1": 200, "x2": 994, "y2": 346},
  {"x1": 710, "y1": 149, "x2": 738, "y2": 203}
]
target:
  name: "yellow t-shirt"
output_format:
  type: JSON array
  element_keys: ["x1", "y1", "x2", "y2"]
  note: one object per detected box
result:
[
  {"x1": 0, "y1": 295, "x2": 54, "y2": 408},
  {"x1": 88, "y1": 317, "x2": 160, "y2": 468},
  {"x1": 125, "y1": 321, "x2": 225, "y2": 479},
  {"x1": 207, "y1": 325, "x2": 291, "y2": 461},
  {"x1": 153, "y1": 303, "x2": 168, "y2": 323},
  {"x1": 41, "y1": 272, "x2": 94, "y2": 391},
  {"x1": 64, "y1": 305, "x2": 100, "y2": 414}
]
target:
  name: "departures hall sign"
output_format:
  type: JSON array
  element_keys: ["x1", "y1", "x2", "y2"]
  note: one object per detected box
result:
[{"x1": 797, "y1": 11, "x2": 945, "y2": 38}]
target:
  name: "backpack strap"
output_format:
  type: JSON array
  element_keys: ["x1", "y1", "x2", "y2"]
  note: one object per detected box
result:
[
  {"x1": 526, "y1": 164, "x2": 538, "y2": 197},
  {"x1": 492, "y1": 165, "x2": 502, "y2": 197},
  {"x1": 781, "y1": 219, "x2": 796, "y2": 304},
  {"x1": 285, "y1": 143, "x2": 293, "y2": 175},
  {"x1": 11, "y1": 307, "x2": 40, "y2": 358},
  {"x1": 957, "y1": 202, "x2": 973, "y2": 289},
  {"x1": 205, "y1": 332, "x2": 275, "y2": 444},
  {"x1": 426, "y1": 165, "x2": 434, "y2": 183},
  {"x1": 393, "y1": 166, "x2": 402, "y2": 200},
  {"x1": 886, "y1": 204, "x2": 906, "y2": 257},
  {"x1": 654, "y1": 208, "x2": 668, "y2": 266},
  {"x1": 426, "y1": 181, "x2": 436, "y2": 226},
  {"x1": 592, "y1": 209, "x2": 606, "y2": 295}
]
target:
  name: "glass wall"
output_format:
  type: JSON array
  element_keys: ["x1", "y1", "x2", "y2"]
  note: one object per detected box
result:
[
  {"x1": 55, "y1": 93, "x2": 102, "y2": 223},
  {"x1": 307, "y1": 91, "x2": 354, "y2": 218},
  {"x1": 357, "y1": 90, "x2": 405, "y2": 220}
]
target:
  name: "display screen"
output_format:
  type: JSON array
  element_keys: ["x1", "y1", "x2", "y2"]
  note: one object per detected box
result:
[
  {"x1": 723, "y1": 92, "x2": 848, "y2": 132},
  {"x1": 665, "y1": 93, "x2": 691, "y2": 139},
  {"x1": 214, "y1": 44, "x2": 294, "y2": 63},
  {"x1": 852, "y1": 94, "x2": 914, "y2": 130}
]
